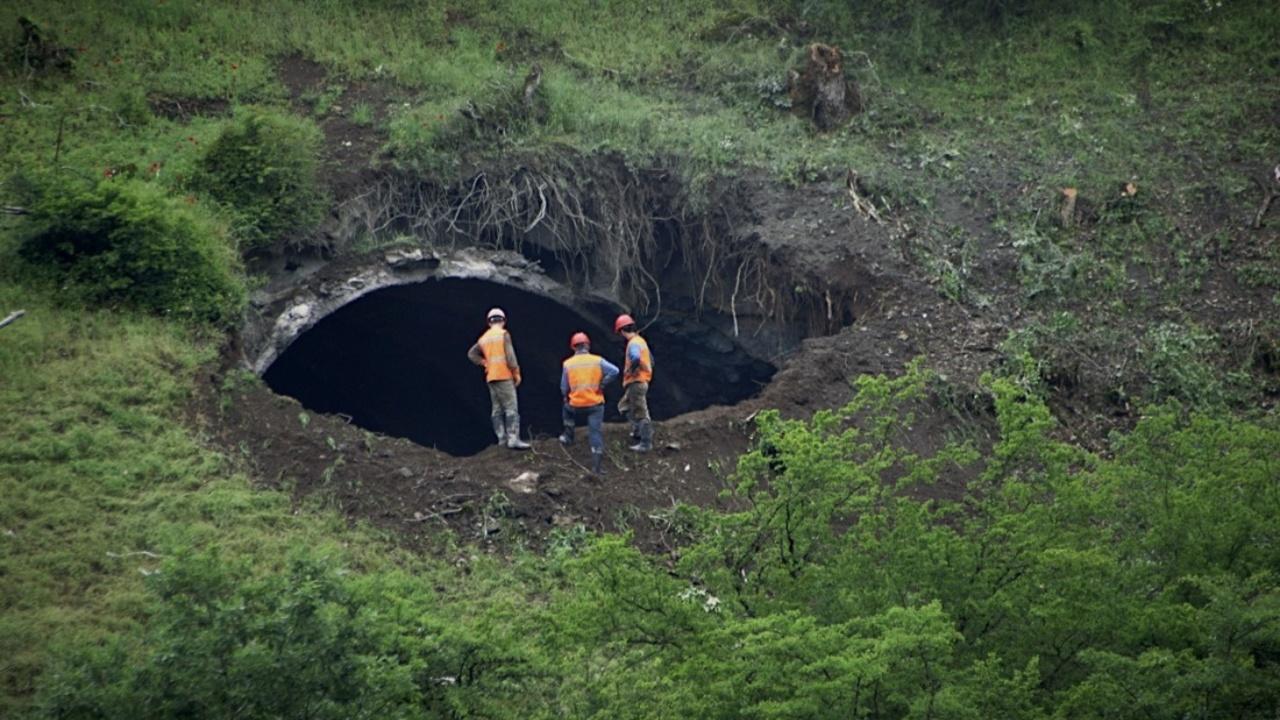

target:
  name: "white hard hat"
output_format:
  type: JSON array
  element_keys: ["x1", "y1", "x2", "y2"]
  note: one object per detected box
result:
[{"x1": 486, "y1": 307, "x2": 506, "y2": 322}]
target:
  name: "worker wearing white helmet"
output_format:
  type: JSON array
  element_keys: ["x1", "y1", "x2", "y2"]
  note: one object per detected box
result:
[{"x1": 466, "y1": 307, "x2": 531, "y2": 450}]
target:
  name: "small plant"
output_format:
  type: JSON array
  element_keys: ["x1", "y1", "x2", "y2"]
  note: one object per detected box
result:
[
  {"x1": 350, "y1": 101, "x2": 373, "y2": 126},
  {"x1": 546, "y1": 523, "x2": 591, "y2": 560},
  {"x1": 218, "y1": 369, "x2": 259, "y2": 412},
  {"x1": 1139, "y1": 321, "x2": 1231, "y2": 407},
  {"x1": 195, "y1": 107, "x2": 328, "y2": 253},
  {"x1": 304, "y1": 83, "x2": 345, "y2": 116}
]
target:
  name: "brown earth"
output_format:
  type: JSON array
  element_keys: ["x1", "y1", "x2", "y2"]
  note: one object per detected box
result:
[
  {"x1": 196, "y1": 307, "x2": 987, "y2": 556},
  {"x1": 277, "y1": 54, "x2": 400, "y2": 204}
]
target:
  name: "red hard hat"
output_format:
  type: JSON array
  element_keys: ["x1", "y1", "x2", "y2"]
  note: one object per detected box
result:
[
  {"x1": 614, "y1": 314, "x2": 636, "y2": 334},
  {"x1": 570, "y1": 331, "x2": 590, "y2": 349},
  {"x1": 486, "y1": 307, "x2": 506, "y2": 322}
]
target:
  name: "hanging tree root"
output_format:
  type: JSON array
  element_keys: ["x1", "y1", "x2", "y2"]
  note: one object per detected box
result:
[{"x1": 337, "y1": 155, "x2": 850, "y2": 331}]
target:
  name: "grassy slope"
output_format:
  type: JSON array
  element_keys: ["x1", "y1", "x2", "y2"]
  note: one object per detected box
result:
[
  {"x1": 0, "y1": 285, "x2": 365, "y2": 705},
  {"x1": 1, "y1": 0, "x2": 1278, "y2": 713}
]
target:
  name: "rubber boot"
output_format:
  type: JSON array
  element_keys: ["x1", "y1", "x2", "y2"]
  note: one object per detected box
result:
[
  {"x1": 491, "y1": 415, "x2": 507, "y2": 446},
  {"x1": 558, "y1": 423, "x2": 574, "y2": 446},
  {"x1": 505, "y1": 412, "x2": 530, "y2": 449},
  {"x1": 629, "y1": 420, "x2": 653, "y2": 452},
  {"x1": 590, "y1": 449, "x2": 605, "y2": 475}
]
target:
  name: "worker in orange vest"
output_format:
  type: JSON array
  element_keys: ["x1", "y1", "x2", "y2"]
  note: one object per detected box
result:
[
  {"x1": 614, "y1": 314, "x2": 654, "y2": 452},
  {"x1": 466, "y1": 307, "x2": 531, "y2": 450},
  {"x1": 559, "y1": 331, "x2": 619, "y2": 475}
]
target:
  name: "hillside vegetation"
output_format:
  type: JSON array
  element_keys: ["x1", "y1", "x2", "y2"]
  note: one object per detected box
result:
[{"x1": 2, "y1": 1, "x2": 1278, "y2": 717}]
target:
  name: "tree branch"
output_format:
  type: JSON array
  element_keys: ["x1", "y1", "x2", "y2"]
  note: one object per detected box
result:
[{"x1": 0, "y1": 310, "x2": 27, "y2": 330}]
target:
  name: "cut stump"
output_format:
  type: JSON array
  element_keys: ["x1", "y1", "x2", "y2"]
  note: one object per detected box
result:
[{"x1": 788, "y1": 43, "x2": 863, "y2": 131}]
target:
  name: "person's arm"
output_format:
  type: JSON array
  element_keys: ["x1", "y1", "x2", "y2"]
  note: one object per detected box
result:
[
  {"x1": 467, "y1": 342, "x2": 485, "y2": 367},
  {"x1": 626, "y1": 341, "x2": 648, "y2": 378},
  {"x1": 601, "y1": 358, "x2": 620, "y2": 387},
  {"x1": 504, "y1": 333, "x2": 522, "y2": 385},
  {"x1": 560, "y1": 366, "x2": 569, "y2": 399}
]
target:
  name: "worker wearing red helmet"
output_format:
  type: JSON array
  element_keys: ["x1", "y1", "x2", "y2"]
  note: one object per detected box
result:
[
  {"x1": 614, "y1": 313, "x2": 654, "y2": 452},
  {"x1": 466, "y1": 307, "x2": 531, "y2": 450},
  {"x1": 559, "y1": 331, "x2": 619, "y2": 475}
]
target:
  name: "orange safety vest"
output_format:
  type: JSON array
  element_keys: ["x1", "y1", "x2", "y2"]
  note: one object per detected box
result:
[
  {"x1": 478, "y1": 326, "x2": 513, "y2": 382},
  {"x1": 564, "y1": 353, "x2": 605, "y2": 407},
  {"x1": 624, "y1": 335, "x2": 653, "y2": 385}
]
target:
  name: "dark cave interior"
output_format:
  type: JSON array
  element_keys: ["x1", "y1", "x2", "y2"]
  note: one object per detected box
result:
[{"x1": 263, "y1": 278, "x2": 777, "y2": 456}]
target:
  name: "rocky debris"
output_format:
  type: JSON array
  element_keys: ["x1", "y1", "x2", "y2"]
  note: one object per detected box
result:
[
  {"x1": 506, "y1": 471, "x2": 539, "y2": 494},
  {"x1": 551, "y1": 513, "x2": 581, "y2": 527},
  {"x1": 384, "y1": 247, "x2": 438, "y2": 269}
]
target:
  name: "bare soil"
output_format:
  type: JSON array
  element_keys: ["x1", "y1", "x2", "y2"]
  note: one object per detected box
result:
[
  {"x1": 197, "y1": 312, "x2": 982, "y2": 555},
  {"x1": 277, "y1": 54, "x2": 400, "y2": 202}
]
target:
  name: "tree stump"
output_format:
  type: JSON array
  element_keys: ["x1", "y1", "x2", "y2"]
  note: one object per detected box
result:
[{"x1": 788, "y1": 43, "x2": 863, "y2": 131}]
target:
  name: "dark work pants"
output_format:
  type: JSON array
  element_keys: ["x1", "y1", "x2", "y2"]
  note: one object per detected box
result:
[{"x1": 562, "y1": 402, "x2": 604, "y2": 452}]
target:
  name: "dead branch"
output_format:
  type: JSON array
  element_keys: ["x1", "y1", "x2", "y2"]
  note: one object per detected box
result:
[
  {"x1": 406, "y1": 506, "x2": 464, "y2": 523},
  {"x1": 522, "y1": 64, "x2": 542, "y2": 108},
  {"x1": 105, "y1": 550, "x2": 162, "y2": 559},
  {"x1": 1252, "y1": 167, "x2": 1278, "y2": 229},
  {"x1": 18, "y1": 90, "x2": 48, "y2": 108},
  {"x1": 846, "y1": 169, "x2": 883, "y2": 224},
  {"x1": 2, "y1": 207, "x2": 30, "y2": 216},
  {"x1": 0, "y1": 310, "x2": 26, "y2": 330},
  {"x1": 556, "y1": 441, "x2": 596, "y2": 476}
]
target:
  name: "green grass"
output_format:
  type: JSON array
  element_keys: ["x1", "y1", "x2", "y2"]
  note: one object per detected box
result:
[
  {"x1": 0, "y1": 283, "x2": 431, "y2": 712},
  {"x1": 4, "y1": 0, "x2": 1274, "y2": 218}
]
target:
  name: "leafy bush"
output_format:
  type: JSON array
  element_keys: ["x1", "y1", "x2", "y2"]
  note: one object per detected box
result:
[
  {"x1": 195, "y1": 107, "x2": 328, "y2": 252},
  {"x1": 544, "y1": 365, "x2": 1280, "y2": 718},
  {"x1": 35, "y1": 550, "x2": 530, "y2": 720},
  {"x1": 15, "y1": 174, "x2": 245, "y2": 324},
  {"x1": 1140, "y1": 321, "x2": 1234, "y2": 406}
]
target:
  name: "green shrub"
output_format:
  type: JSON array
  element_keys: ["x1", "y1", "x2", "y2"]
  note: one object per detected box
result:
[
  {"x1": 15, "y1": 174, "x2": 245, "y2": 324},
  {"x1": 196, "y1": 107, "x2": 327, "y2": 252},
  {"x1": 34, "y1": 550, "x2": 527, "y2": 720},
  {"x1": 543, "y1": 368, "x2": 1280, "y2": 718},
  {"x1": 1139, "y1": 321, "x2": 1233, "y2": 407}
]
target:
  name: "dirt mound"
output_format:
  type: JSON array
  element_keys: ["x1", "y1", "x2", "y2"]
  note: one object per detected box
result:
[{"x1": 198, "y1": 316, "x2": 939, "y2": 553}]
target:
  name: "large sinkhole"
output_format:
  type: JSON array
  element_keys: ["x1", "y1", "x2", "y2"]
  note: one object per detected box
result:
[{"x1": 263, "y1": 278, "x2": 777, "y2": 456}]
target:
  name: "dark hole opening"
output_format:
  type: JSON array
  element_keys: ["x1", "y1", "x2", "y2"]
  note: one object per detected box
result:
[{"x1": 263, "y1": 278, "x2": 776, "y2": 457}]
